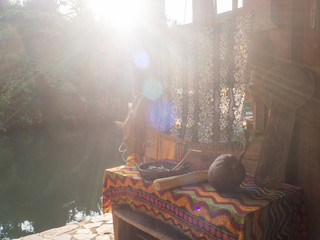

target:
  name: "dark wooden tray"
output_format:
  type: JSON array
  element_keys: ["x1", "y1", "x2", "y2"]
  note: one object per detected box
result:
[{"x1": 137, "y1": 161, "x2": 188, "y2": 181}]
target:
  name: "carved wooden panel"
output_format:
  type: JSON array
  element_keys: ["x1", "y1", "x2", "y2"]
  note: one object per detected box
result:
[{"x1": 253, "y1": 64, "x2": 315, "y2": 188}]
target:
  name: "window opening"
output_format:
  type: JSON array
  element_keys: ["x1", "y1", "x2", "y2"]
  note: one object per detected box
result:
[
  {"x1": 216, "y1": 0, "x2": 232, "y2": 14},
  {"x1": 216, "y1": 0, "x2": 243, "y2": 14},
  {"x1": 165, "y1": 0, "x2": 193, "y2": 26},
  {"x1": 238, "y1": 0, "x2": 243, "y2": 8}
]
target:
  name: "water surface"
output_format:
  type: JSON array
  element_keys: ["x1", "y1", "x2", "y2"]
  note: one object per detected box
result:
[{"x1": 0, "y1": 124, "x2": 123, "y2": 239}]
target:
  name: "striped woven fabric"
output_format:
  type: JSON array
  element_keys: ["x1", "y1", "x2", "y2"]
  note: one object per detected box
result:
[{"x1": 103, "y1": 165, "x2": 306, "y2": 240}]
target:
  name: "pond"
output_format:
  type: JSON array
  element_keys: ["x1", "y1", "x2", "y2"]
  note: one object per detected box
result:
[{"x1": 0, "y1": 124, "x2": 123, "y2": 239}]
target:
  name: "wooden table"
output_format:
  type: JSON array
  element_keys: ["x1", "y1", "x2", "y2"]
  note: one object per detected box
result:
[
  {"x1": 103, "y1": 165, "x2": 306, "y2": 240},
  {"x1": 112, "y1": 205, "x2": 191, "y2": 240}
]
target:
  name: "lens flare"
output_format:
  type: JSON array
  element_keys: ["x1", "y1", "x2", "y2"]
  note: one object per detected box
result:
[
  {"x1": 146, "y1": 99, "x2": 175, "y2": 132},
  {"x1": 142, "y1": 78, "x2": 163, "y2": 100},
  {"x1": 133, "y1": 49, "x2": 150, "y2": 69}
]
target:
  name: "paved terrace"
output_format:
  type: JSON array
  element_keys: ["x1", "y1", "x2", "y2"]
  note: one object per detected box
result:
[{"x1": 14, "y1": 213, "x2": 114, "y2": 240}]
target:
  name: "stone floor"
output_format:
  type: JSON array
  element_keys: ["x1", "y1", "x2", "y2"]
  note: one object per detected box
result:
[{"x1": 13, "y1": 213, "x2": 114, "y2": 240}]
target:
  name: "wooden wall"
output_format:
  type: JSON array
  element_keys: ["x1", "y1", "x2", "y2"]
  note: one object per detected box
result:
[
  {"x1": 247, "y1": 0, "x2": 320, "y2": 238},
  {"x1": 288, "y1": 0, "x2": 320, "y2": 239}
]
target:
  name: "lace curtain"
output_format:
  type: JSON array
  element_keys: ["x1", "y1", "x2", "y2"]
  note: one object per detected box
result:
[{"x1": 153, "y1": 12, "x2": 253, "y2": 144}]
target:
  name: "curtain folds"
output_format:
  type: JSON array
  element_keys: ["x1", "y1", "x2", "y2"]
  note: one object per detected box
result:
[{"x1": 154, "y1": 12, "x2": 253, "y2": 144}]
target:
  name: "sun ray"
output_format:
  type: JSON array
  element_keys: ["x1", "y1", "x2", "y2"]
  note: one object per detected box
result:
[{"x1": 89, "y1": 0, "x2": 147, "y2": 31}]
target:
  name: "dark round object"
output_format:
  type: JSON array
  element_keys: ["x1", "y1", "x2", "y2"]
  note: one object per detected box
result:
[
  {"x1": 207, "y1": 154, "x2": 245, "y2": 192},
  {"x1": 138, "y1": 161, "x2": 188, "y2": 181}
]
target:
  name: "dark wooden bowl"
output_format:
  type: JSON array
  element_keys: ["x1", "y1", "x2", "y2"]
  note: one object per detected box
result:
[{"x1": 137, "y1": 161, "x2": 188, "y2": 181}]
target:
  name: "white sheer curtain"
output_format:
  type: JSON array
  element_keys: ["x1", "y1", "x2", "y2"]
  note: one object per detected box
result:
[{"x1": 155, "y1": 12, "x2": 253, "y2": 144}]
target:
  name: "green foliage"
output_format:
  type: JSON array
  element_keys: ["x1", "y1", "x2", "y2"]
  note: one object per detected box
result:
[
  {"x1": 244, "y1": 99, "x2": 252, "y2": 116},
  {"x1": 0, "y1": 57, "x2": 42, "y2": 131},
  {"x1": 0, "y1": 0, "x2": 131, "y2": 132}
]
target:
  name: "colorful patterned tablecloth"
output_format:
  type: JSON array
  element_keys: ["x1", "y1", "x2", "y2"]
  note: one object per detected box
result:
[{"x1": 102, "y1": 165, "x2": 306, "y2": 240}]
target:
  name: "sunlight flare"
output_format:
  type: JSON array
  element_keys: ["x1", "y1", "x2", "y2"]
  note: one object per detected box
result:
[
  {"x1": 165, "y1": 0, "x2": 192, "y2": 25},
  {"x1": 133, "y1": 49, "x2": 150, "y2": 69},
  {"x1": 142, "y1": 78, "x2": 163, "y2": 100},
  {"x1": 89, "y1": 0, "x2": 146, "y2": 30}
]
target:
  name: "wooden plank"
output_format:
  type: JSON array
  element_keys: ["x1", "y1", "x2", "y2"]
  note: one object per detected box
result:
[
  {"x1": 252, "y1": 99, "x2": 266, "y2": 132},
  {"x1": 253, "y1": 65, "x2": 315, "y2": 188},
  {"x1": 112, "y1": 208, "x2": 137, "y2": 240},
  {"x1": 112, "y1": 206, "x2": 191, "y2": 240},
  {"x1": 143, "y1": 124, "x2": 157, "y2": 161},
  {"x1": 254, "y1": 108, "x2": 296, "y2": 188}
]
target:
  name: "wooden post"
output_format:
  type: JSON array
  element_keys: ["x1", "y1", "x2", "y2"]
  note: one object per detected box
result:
[{"x1": 252, "y1": 98, "x2": 266, "y2": 132}]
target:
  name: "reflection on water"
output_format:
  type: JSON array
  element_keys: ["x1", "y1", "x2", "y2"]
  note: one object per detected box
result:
[
  {"x1": 20, "y1": 220, "x2": 34, "y2": 233},
  {"x1": 0, "y1": 125, "x2": 123, "y2": 239}
]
